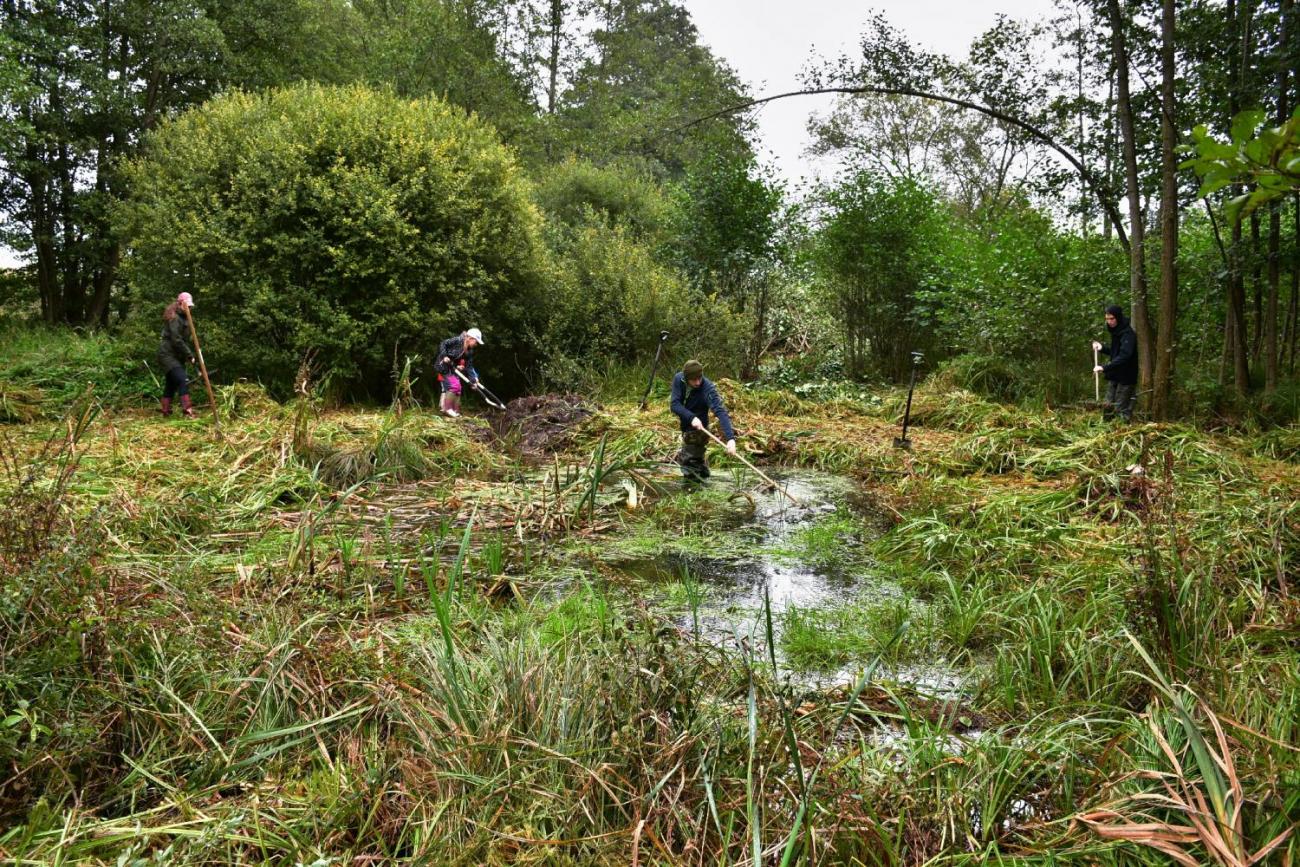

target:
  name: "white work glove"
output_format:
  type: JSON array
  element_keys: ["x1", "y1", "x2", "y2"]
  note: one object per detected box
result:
[
  {"x1": 1091, "y1": 340, "x2": 1102, "y2": 352},
  {"x1": 1093, "y1": 365, "x2": 1104, "y2": 373},
  {"x1": 690, "y1": 417, "x2": 704, "y2": 431},
  {"x1": 725, "y1": 439, "x2": 737, "y2": 455},
  {"x1": 441, "y1": 356, "x2": 452, "y2": 366}
]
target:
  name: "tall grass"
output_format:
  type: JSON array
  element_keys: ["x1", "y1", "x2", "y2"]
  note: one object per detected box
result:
[{"x1": 1, "y1": 329, "x2": 1297, "y2": 864}]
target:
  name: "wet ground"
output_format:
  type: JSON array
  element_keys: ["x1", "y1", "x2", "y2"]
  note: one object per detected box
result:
[{"x1": 597, "y1": 468, "x2": 969, "y2": 699}]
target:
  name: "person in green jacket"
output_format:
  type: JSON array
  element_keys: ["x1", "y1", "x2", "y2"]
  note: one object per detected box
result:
[{"x1": 158, "y1": 292, "x2": 197, "y2": 418}]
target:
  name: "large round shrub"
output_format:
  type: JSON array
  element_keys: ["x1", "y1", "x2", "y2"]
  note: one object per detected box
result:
[{"x1": 118, "y1": 84, "x2": 545, "y2": 398}]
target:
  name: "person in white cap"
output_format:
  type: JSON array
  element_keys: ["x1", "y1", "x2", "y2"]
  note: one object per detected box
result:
[
  {"x1": 435, "y1": 327, "x2": 484, "y2": 417},
  {"x1": 157, "y1": 292, "x2": 197, "y2": 418}
]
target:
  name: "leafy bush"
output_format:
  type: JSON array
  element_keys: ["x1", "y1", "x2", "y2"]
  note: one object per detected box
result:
[
  {"x1": 532, "y1": 158, "x2": 673, "y2": 242},
  {"x1": 810, "y1": 172, "x2": 946, "y2": 380},
  {"x1": 116, "y1": 83, "x2": 546, "y2": 399},
  {"x1": 539, "y1": 228, "x2": 749, "y2": 387},
  {"x1": 530, "y1": 163, "x2": 748, "y2": 390}
]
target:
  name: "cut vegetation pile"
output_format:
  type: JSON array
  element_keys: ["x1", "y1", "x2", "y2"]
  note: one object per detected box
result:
[{"x1": 482, "y1": 392, "x2": 595, "y2": 455}]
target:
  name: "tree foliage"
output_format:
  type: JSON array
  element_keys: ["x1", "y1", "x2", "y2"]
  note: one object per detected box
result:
[
  {"x1": 529, "y1": 155, "x2": 741, "y2": 387},
  {"x1": 1186, "y1": 106, "x2": 1300, "y2": 218},
  {"x1": 810, "y1": 173, "x2": 945, "y2": 381},
  {"x1": 116, "y1": 84, "x2": 545, "y2": 397},
  {"x1": 552, "y1": 0, "x2": 752, "y2": 179}
]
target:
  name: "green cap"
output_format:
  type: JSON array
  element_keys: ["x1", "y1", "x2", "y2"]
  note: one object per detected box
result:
[{"x1": 683, "y1": 360, "x2": 703, "y2": 380}]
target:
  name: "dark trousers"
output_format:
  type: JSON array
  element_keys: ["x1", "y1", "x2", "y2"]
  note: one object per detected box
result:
[
  {"x1": 677, "y1": 430, "x2": 710, "y2": 481},
  {"x1": 1104, "y1": 380, "x2": 1136, "y2": 421},
  {"x1": 163, "y1": 365, "x2": 190, "y2": 399}
]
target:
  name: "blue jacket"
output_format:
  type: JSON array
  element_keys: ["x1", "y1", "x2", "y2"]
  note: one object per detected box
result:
[{"x1": 670, "y1": 372, "x2": 735, "y2": 440}]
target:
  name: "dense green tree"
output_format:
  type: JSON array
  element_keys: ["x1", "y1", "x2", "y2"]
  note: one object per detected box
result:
[
  {"x1": 807, "y1": 91, "x2": 1053, "y2": 219},
  {"x1": 116, "y1": 84, "x2": 546, "y2": 398},
  {"x1": 528, "y1": 154, "x2": 741, "y2": 386},
  {"x1": 670, "y1": 149, "x2": 782, "y2": 375},
  {"x1": 0, "y1": 0, "x2": 361, "y2": 326},
  {"x1": 532, "y1": 157, "x2": 672, "y2": 242},
  {"x1": 553, "y1": 0, "x2": 753, "y2": 180},
  {"x1": 810, "y1": 172, "x2": 945, "y2": 381},
  {"x1": 0, "y1": 0, "x2": 534, "y2": 328},
  {"x1": 347, "y1": 0, "x2": 537, "y2": 142}
]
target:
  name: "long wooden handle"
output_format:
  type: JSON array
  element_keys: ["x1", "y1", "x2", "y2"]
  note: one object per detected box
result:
[
  {"x1": 699, "y1": 427, "x2": 801, "y2": 505},
  {"x1": 1093, "y1": 347, "x2": 1100, "y2": 401},
  {"x1": 451, "y1": 367, "x2": 505, "y2": 409},
  {"x1": 182, "y1": 305, "x2": 222, "y2": 435}
]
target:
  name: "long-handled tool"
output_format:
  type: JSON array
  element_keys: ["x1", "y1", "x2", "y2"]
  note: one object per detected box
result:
[
  {"x1": 181, "y1": 303, "x2": 222, "y2": 436},
  {"x1": 699, "y1": 427, "x2": 801, "y2": 505},
  {"x1": 1093, "y1": 346, "x2": 1101, "y2": 402},
  {"x1": 452, "y1": 368, "x2": 507, "y2": 411},
  {"x1": 639, "y1": 330, "x2": 670, "y2": 411},
  {"x1": 893, "y1": 351, "x2": 923, "y2": 450}
]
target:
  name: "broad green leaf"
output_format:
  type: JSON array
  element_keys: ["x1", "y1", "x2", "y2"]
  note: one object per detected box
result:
[{"x1": 1231, "y1": 109, "x2": 1267, "y2": 144}]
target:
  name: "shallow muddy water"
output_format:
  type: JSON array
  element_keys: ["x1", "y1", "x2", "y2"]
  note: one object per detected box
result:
[{"x1": 598, "y1": 468, "x2": 968, "y2": 697}]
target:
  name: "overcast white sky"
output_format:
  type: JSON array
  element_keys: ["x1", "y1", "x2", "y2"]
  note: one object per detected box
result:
[{"x1": 680, "y1": 0, "x2": 1061, "y2": 192}]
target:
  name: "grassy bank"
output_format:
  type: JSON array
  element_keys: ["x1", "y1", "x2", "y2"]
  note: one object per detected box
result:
[{"x1": 1, "y1": 329, "x2": 1297, "y2": 864}]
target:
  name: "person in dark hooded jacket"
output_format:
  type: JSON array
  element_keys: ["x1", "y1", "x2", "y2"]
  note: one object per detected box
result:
[
  {"x1": 1092, "y1": 304, "x2": 1138, "y2": 421},
  {"x1": 158, "y1": 292, "x2": 197, "y2": 418}
]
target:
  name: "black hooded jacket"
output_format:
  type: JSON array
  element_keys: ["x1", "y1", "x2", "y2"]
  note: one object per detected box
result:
[
  {"x1": 1101, "y1": 309, "x2": 1139, "y2": 386},
  {"x1": 158, "y1": 314, "x2": 193, "y2": 371}
]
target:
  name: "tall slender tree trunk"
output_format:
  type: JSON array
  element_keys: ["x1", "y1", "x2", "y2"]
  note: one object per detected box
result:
[
  {"x1": 28, "y1": 157, "x2": 60, "y2": 324},
  {"x1": 545, "y1": 0, "x2": 563, "y2": 114},
  {"x1": 1076, "y1": 7, "x2": 1088, "y2": 236},
  {"x1": 1108, "y1": 0, "x2": 1155, "y2": 402},
  {"x1": 1250, "y1": 212, "x2": 1263, "y2": 360},
  {"x1": 1265, "y1": 0, "x2": 1293, "y2": 391},
  {"x1": 86, "y1": 0, "x2": 117, "y2": 327},
  {"x1": 50, "y1": 74, "x2": 85, "y2": 325},
  {"x1": 1228, "y1": 219, "x2": 1251, "y2": 392},
  {"x1": 1103, "y1": 59, "x2": 1116, "y2": 242},
  {"x1": 1152, "y1": 0, "x2": 1179, "y2": 419},
  {"x1": 1225, "y1": 0, "x2": 1252, "y2": 396},
  {"x1": 1265, "y1": 203, "x2": 1280, "y2": 391},
  {"x1": 88, "y1": 135, "x2": 119, "y2": 326},
  {"x1": 1289, "y1": 194, "x2": 1300, "y2": 371}
]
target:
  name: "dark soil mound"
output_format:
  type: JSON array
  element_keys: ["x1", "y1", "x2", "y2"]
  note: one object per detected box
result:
[{"x1": 483, "y1": 393, "x2": 595, "y2": 455}]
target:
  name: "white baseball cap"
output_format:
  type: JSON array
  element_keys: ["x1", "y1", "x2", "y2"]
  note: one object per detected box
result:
[{"x1": 467, "y1": 327, "x2": 484, "y2": 344}]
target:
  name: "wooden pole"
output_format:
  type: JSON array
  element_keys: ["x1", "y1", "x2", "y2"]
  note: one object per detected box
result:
[
  {"x1": 699, "y1": 427, "x2": 801, "y2": 505},
  {"x1": 1094, "y1": 347, "x2": 1101, "y2": 401},
  {"x1": 181, "y1": 303, "x2": 222, "y2": 436},
  {"x1": 451, "y1": 368, "x2": 506, "y2": 410}
]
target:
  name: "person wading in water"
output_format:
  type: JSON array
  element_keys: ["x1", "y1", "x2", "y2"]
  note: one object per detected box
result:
[{"x1": 669, "y1": 359, "x2": 736, "y2": 484}]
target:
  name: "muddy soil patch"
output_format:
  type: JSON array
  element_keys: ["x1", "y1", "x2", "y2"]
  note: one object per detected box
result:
[{"x1": 476, "y1": 393, "x2": 595, "y2": 456}]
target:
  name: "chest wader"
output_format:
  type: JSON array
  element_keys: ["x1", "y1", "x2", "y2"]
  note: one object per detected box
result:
[{"x1": 677, "y1": 429, "x2": 711, "y2": 481}]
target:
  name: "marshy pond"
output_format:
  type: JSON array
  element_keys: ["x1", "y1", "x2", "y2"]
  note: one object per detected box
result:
[{"x1": 566, "y1": 468, "x2": 970, "y2": 702}]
